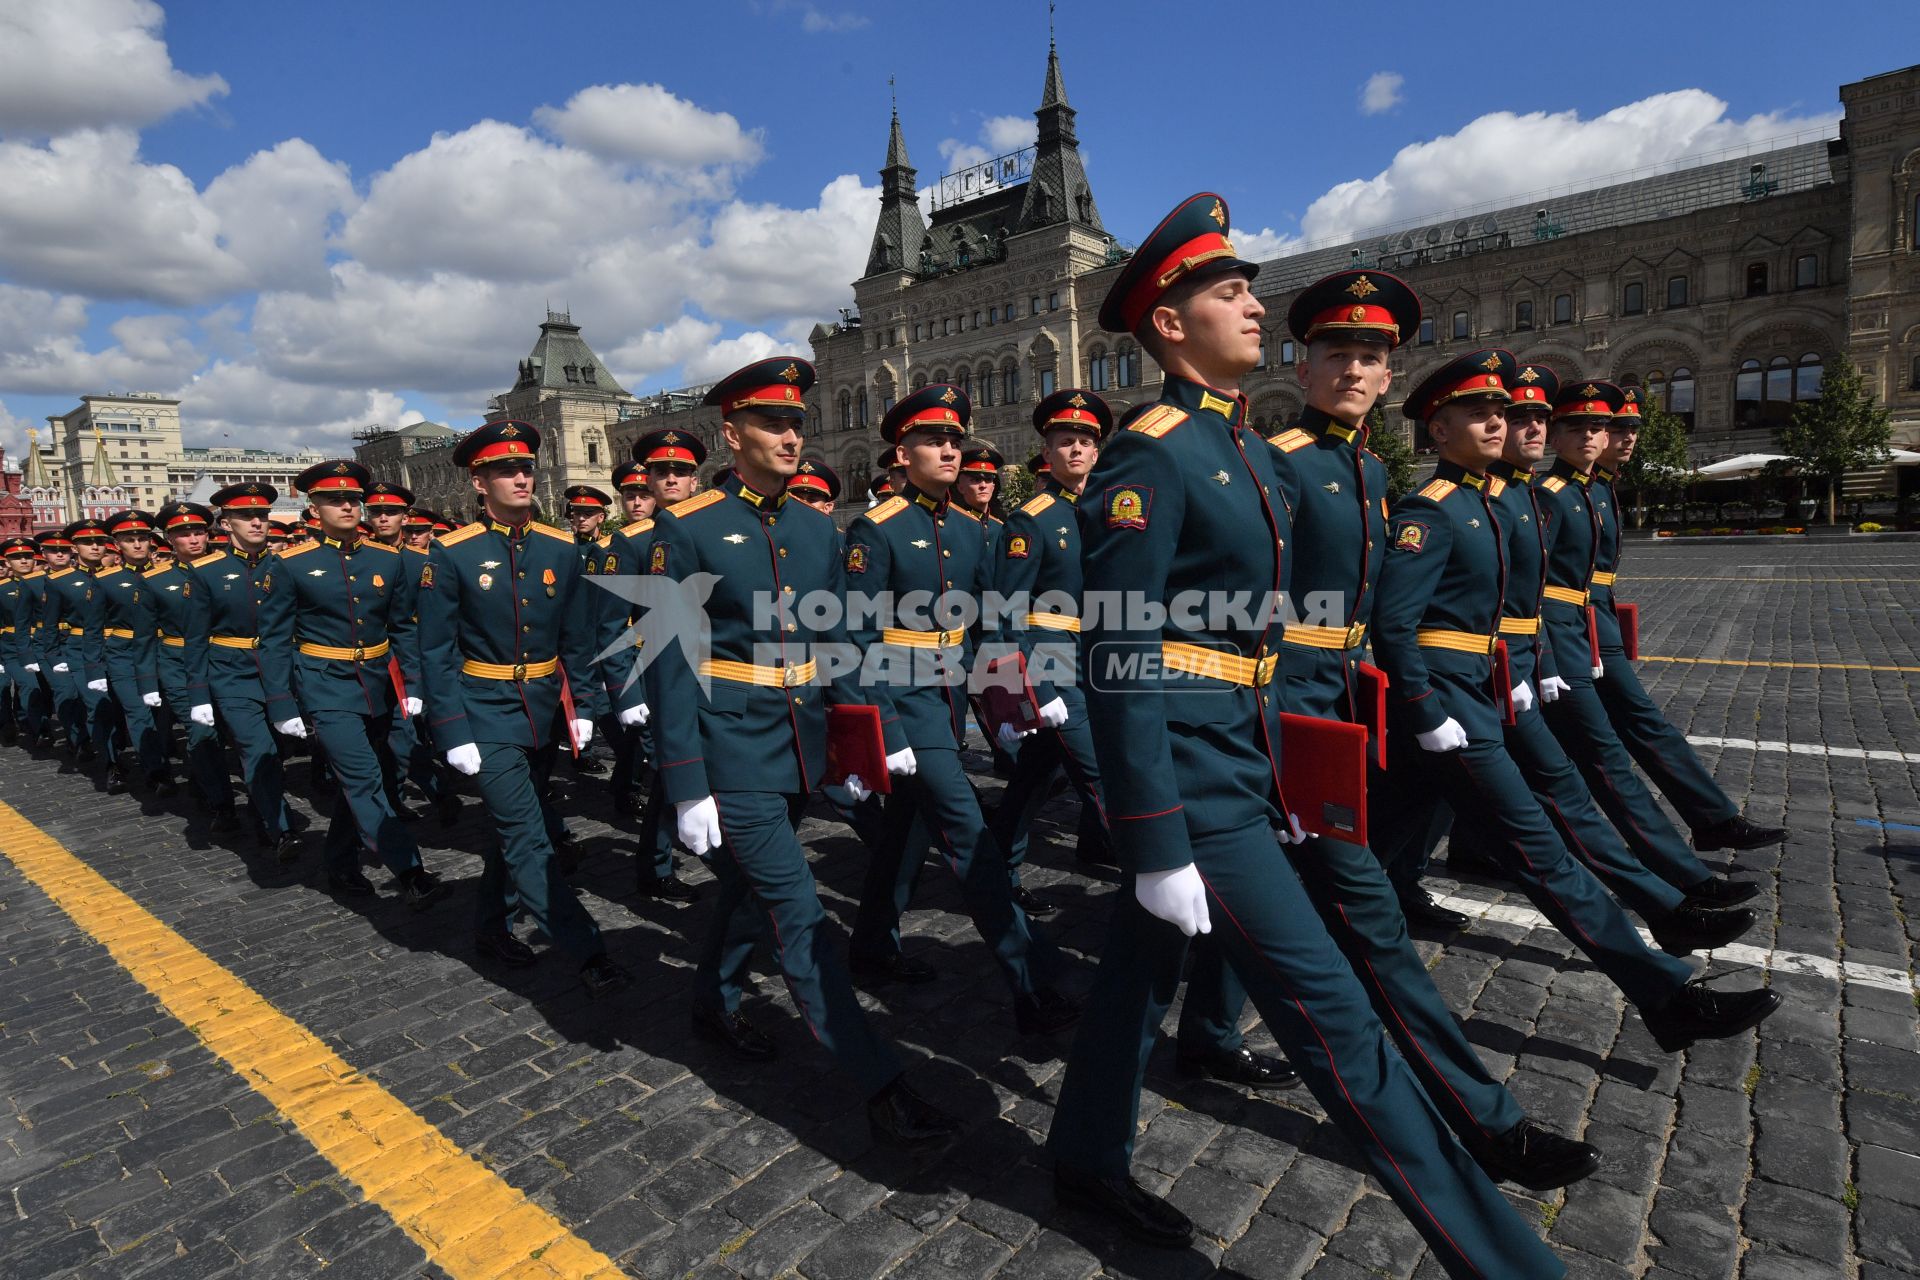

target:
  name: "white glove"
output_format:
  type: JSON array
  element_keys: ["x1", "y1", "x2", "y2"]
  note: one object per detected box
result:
[
  {"x1": 1273, "y1": 812, "x2": 1308, "y2": 845},
  {"x1": 1539, "y1": 676, "x2": 1570, "y2": 704},
  {"x1": 825, "y1": 774, "x2": 872, "y2": 805},
  {"x1": 275, "y1": 716, "x2": 309, "y2": 740},
  {"x1": 569, "y1": 718, "x2": 594, "y2": 750},
  {"x1": 618, "y1": 703, "x2": 649, "y2": 727},
  {"x1": 1510, "y1": 681, "x2": 1534, "y2": 715},
  {"x1": 190, "y1": 703, "x2": 215, "y2": 726},
  {"x1": 142, "y1": 691, "x2": 162, "y2": 708},
  {"x1": 885, "y1": 747, "x2": 918, "y2": 776},
  {"x1": 1135, "y1": 865, "x2": 1211, "y2": 937},
  {"x1": 995, "y1": 721, "x2": 1032, "y2": 750},
  {"x1": 676, "y1": 795, "x2": 722, "y2": 855},
  {"x1": 1037, "y1": 696, "x2": 1069, "y2": 728},
  {"x1": 403, "y1": 696, "x2": 423, "y2": 716},
  {"x1": 86, "y1": 678, "x2": 108, "y2": 693},
  {"x1": 1591, "y1": 664, "x2": 1605, "y2": 680},
  {"x1": 24, "y1": 662, "x2": 38, "y2": 673},
  {"x1": 1415, "y1": 717, "x2": 1469, "y2": 752},
  {"x1": 445, "y1": 742, "x2": 481, "y2": 775},
  {"x1": 52, "y1": 662, "x2": 68, "y2": 673}
]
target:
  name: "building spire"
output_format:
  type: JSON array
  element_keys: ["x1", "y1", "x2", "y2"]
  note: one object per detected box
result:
[
  {"x1": 1018, "y1": 36, "x2": 1102, "y2": 233},
  {"x1": 21, "y1": 428, "x2": 49, "y2": 489},
  {"x1": 87, "y1": 425, "x2": 117, "y2": 488},
  {"x1": 866, "y1": 92, "x2": 926, "y2": 277}
]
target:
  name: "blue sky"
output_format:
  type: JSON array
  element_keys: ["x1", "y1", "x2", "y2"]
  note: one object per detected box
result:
[{"x1": 0, "y1": 0, "x2": 1890, "y2": 453}]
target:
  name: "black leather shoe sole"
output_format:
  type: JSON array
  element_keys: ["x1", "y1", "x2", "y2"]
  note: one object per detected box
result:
[
  {"x1": 1646, "y1": 988, "x2": 1782, "y2": 1053},
  {"x1": 1175, "y1": 1048, "x2": 1302, "y2": 1090},
  {"x1": 1693, "y1": 820, "x2": 1789, "y2": 852},
  {"x1": 1682, "y1": 877, "x2": 1760, "y2": 907},
  {"x1": 475, "y1": 933, "x2": 538, "y2": 968},
  {"x1": 692, "y1": 1009, "x2": 776, "y2": 1061},
  {"x1": 636, "y1": 876, "x2": 699, "y2": 903},
  {"x1": 1651, "y1": 907, "x2": 1756, "y2": 955}
]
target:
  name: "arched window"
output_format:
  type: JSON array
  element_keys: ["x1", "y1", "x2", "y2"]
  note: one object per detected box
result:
[
  {"x1": 1087, "y1": 346, "x2": 1109, "y2": 391},
  {"x1": 1117, "y1": 346, "x2": 1140, "y2": 387},
  {"x1": 856, "y1": 386, "x2": 869, "y2": 427},
  {"x1": 1669, "y1": 367, "x2": 1695, "y2": 427},
  {"x1": 1796, "y1": 352, "x2": 1824, "y2": 401},
  {"x1": 1794, "y1": 254, "x2": 1818, "y2": 288},
  {"x1": 1766, "y1": 355, "x2": 1792, "y2": 405},
  {"x1": 1623, "y1": 282, "x2": 1645, "y2": 315},
  {"x1": 1910, "y1": 355, "x2": 1920, "y2": 391},
  {"x1": 1746, "y1": 262, "x2": 1770, "y2": 297},
  {"x1": 1452, "y1": 310, "x2": 1470, "y2": 340},
  {"x1": 957, "y1": 367, "x2": 972, "y2": 401},
  {"x1": 1666, "y1": 275, "x2": 1689, "y2": 307},
  {"x1": 978, "y1": 366, "x2": 994, "y2": 407},
  {"x1": 1002, "y1": 363, "x2": 1020, "y2": 403},
  {"x1": 1514, "y1": 300, "x2": 1533, "y2": 330},
  {"x1": 838, "y1": 391, "x2": 852, "y2": 431},
  {"x1": 1552, "y1": 294, "x2": 1572, "y2": 324},
  {"x1": 1734, "y1": 359, "x2": 1764, "y2": 423}
]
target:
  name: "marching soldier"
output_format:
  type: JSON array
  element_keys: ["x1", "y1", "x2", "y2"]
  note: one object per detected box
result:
[
  {"x1": 45, "y1": 520, "x2": 113, "y2": 777},
  {"x1": 1045, "y1": 193, "x2": 1560, "y2": 1274},
  {"x1": 0, "y1": 537, "x2": 37, "y2": 745},
  {"x1": 641, "y1": 357, "x2": 958, "y2": 1142},
  {"x1": 402, "y1": 509, "x2": 434, "y2": 550},
  {"x1": 93, "y1": 511, "x2": 170, "y2": 795},
  {"x1": 953, "y1": 441, "x2": 1006, "y2": 555},
  {"x1": 148, "y1": 502, "x2": 239, "y2": 829},
  {"x1": 564, "y1": 485, "x2": 612, "y2": 555},
  {"x1": 416, "y1": 422, "x2": 630, "y2": 996},
  {"x1": 1533, "y1": 385, "x2": 1761, "y2": 906},
  {"x1": 365, "y1": 481, "x2": 414, "y2": 547},
  {"x1": 1591, "y1": 395, "x2": 1787, "y2": 852},
  {"x1": 33, "y1": 530, "x2": 86, "y2": 757},
  {"x1": 841, "y1": 383, "x2": 1079, "y2": 1035},
  {"x1": 867, "y1": 473, "x2": 895, "y2": 502},
  {"x1": 786, "y1": 458, "x2": 841, "y2": 516},
  {"x1": 258, "y1": 461, "x2": 443, "y2": 907},
  {"x1": 10, "y1": 535, "x2": 57, "y2": 749},
  {"x1": 1365, "y1": 350, "x2": 1780, "y2": 1052}
]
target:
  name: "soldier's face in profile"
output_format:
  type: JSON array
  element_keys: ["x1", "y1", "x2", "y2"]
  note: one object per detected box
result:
[
  {"x1": 1602, "y1": 424, "x2": 1638, "y2": 468},
  {"x1": 621, "y1": 487, "x2": 655, "y2": 521},
  {"x1": 1431, "y1": 400, "x2": 1507, "y2": 470},
  {"x1": 722, "y1": 410, "x2": 803, "y2": 486},
  {"x1": 899, "y1": 430, "x2": 961, "y2": 492},
  {"x1": 1504, "y1": 407, "x2": 1551, "y2": 465},
  {"x1": 1043, "y1": 428, "x2": 1100, "y2": 485},
  {"x1": 1298, "y1": 337, "x2": 1393, "y2": 426},
  {"x1": 792, "y1": 490, "x2": 835, "y2": 515},
  {"x1": 474, "y1": 460, "x2": 536, "y2": 516},
  {"x1": 1551, "y1": 420, "x2": 1609, "y2": 471},
  {"x1": 648, "y1": 463, "x2": 699, "y2": 504},
  {"x1": 1154, "y1": 272, "x2": 1264, "y2": 382}
]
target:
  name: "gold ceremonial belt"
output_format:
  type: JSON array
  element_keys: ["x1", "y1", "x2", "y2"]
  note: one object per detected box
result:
[
  {"x1": 65, "y1": 624, "x2": 85, "y2": 636},
  {"x1": 1024, "y1": 612, "x2": 1081, "y2": 633},
  {"x1": 1417, "y1": 628, "x2": 1501, "y2": 656},
  {"x1": 160, "y1": 634, "x2": 185, "y2": 648},
  {"x1": 102, "y1": 627, "x2": 136, "y2": 639},
  {"x1": 1283, "y1": 621, "x2": 1367, "y2": 651},
  {"x1": 1499, "y1": 616, "x2": 1541, "y2": 636},
  {"x1": 210, "y1": 635, "x2": 262, "y2": 650},
  {"x1": 882, "y1": 626, "x2": 965, "y2": 649},
  {"x1": 0, "y1": 626, "x2": 12, "y2": 635},
  {"x1": 461, "y1": 656, "x2": 557, "y2": 681},
  {"x1": 699, "y1": 658, "x2": 818, "y2": 688},
  {"x1": 299, "y1": 638, "x2": 390, "y2": 662},
  {"x1": 1542, "y1": 584, "x2": 1589, "y2": 606},
  {"x1": 1161, "y1": 640, "x2": 1278, "y2": 687},
  {"x1": 1590, "y1": 571, "x2": 1617, "y2": 586}
]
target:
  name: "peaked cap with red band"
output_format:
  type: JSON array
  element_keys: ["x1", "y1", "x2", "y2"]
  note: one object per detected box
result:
[
  {"x1": 35, "y1": 531, "x2": 73, "y2": 551},
  {"x1": 104, "y1": 509, "x2": 159, "y2": 537},
  {"x1": 611, "y1": 460, "x2": 646, "y2": 490},
  {"x1": 452, "y1": 420, "x2": 540, "y2": 471},
  {"x1": 210, "y1": 481, "x2": 278, "y2": 511},
  {"x1": 63, "y1": 518, "x2": 109, "y2": 543},
  {"x1": 402, "y1": 508, "x2": 432, "y2": 529},
  {"x1": 1032, "y1": 387, "x2": 1113, "y2": 439},
  {"x1": 295, "y1": 458, "x2": 372, "y2": 496},
  {"x1": 156, "y1": 501, "x2": 212, "y2": 531},
  {"x1": 1506, "y1": 362, "x2": 1560, "y2": 411},
  {"x1": 960, "y1": 441, "x2": 1004, "y2": 475},
  {"x1": 632, "y1": 426, "x2": 707, "y2": 468},
  {"x1": 702, "y1": 356, "x2": 814, "y2": 421},
  {"x1": 1614, "y1": 385, "x2": 1644, "y2": 422},
  {"x1": 564, "y1": 485, "x2": 612, "y2": 510},
  {"x1": 789, "y1": 458, "x2": 841, "y2": 502},
  {"x1": 1403, "y1": 348, "x2": 1515, "y2": 422},
  {"x1": 1552, "y1": 378, "x2": 1626, "y2": 421},
  {"x1": 880, "y1": 382, "x2": 970, "y2": 444},
  {"x1": 0, "y1": 536, "x2": 35, "y2": 558},
  {"x1": 365, "y1": 480, "x2": 414, "y2": 508},
  {"x1": 1288, "y1": 269, "x2": 1421, "y2": 349},
  {"x1": 1027, "y1": 452, "x2": 1051, "y2": 476},
  {"x1": 1099, "y1": 191, "x2": 1258, "y2": 334}
]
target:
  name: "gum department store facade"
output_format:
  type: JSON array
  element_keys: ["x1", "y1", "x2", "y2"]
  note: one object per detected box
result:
[{"x1": 362, "y1": 54, "x2": 1920, "y2": 521}]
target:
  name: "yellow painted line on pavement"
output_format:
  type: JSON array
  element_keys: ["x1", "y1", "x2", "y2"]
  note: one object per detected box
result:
[
  {"x1": 0, "y1": 800, "x2": 623, "y2": 1280},
  {"x1": 1623, "y1": 576, "x2": 1920, "y2": 583},
  {"x1": 1640, "y1": 655, "x2": 1920, "y2": 673}
]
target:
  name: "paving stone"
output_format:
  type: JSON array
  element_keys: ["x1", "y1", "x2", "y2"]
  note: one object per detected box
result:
[
  {"x1": 1221, "y1": 1212, "x2": 1329, "y2": 1279},
  {"x1": 1858, "y1": 1195, "x2": 1920, "y2": 1272},
  {"x1": 1751, "y1": 1115, "x2": 1848, "y2": 1197},
  {"x1": 1166, "y1": 1161, "x2": 1265, "y2": 1245},
  {"x1": 799, "y1": 1206, "x2": 925, "y2": 1280},
  {"x1": 1553, "y1": 1176, "x2": 1650, "y2": 1264},
  {"x1": 1740, "y1": 1179, "x2": 1850, "y2": 1266}
]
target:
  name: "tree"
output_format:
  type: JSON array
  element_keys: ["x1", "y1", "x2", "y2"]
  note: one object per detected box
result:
[
  {"x1": 1776, "y1": 355, "x2": 1892, "y2": 525},
  {"x1": 999, "y1": 464, "x2": 1036, "y2": 512},
  {"x1": 1365, "y1": 406, "x2": 1419, "y2": 503},
  {"x1": 1617, "y1": 402, "x2": 1692, "y2": 528}
]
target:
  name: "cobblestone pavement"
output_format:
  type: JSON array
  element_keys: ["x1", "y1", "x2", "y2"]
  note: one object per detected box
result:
[{"x1": 3, "y1": 538, "x2": 1917, "y2": 1280}]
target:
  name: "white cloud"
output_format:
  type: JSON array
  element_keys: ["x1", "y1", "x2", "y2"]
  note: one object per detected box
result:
[
  {"x1": 799, "y1": 6, "x2": 869, "y2": 33},
  {"x1": 694, "y1": 173, "x2": 875, "y2": 326},
  {"x1": 1298, "y1": 89, "x2": 1841, "y2": 245},
  {"x1": 938, "y1": 115, "x2": 1038, "y2": 173},
  {"x1": 1232, "y1": 226, "x2": 1302, "y2": 263},
  {"x1": 0, "y1": 0, "x2": 227, "y2": 137},
  {"x1": 533, "y1": 84, "x2": 765, "y2": 169},
  {"x1": 0, "y1": 398, "x2": 26, "y2": 440},
  {"x1": 681, "y1": 331, "x2": 785, "y2": 384},
  {"x1": 605, "y1": 315, "x2": 724, "y2": 387},
  {"x1": 0, "y1": 302, "x2": 202, "y2": 397},
  {"x1": 1360, "y1": 72, "x2": 1404, "y2": 117},
  {"x1": 175, "y1": 359, "x2": 414, "y2": 449},
  {"x1": 202, "y1": 139, "x2": 358, "y2": 294}
]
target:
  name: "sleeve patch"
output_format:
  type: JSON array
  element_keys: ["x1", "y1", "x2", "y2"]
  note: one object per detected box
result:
[
  {"x1": 419, "y1": 564, "x2": 434, "y2": 590},
  {"x1": 1103, "y1": 485, "x2": 1152, "y2": 531},
  {"x1": 1005, "y1": 534, "x2": 1030, "y2": 559},
  {"x1": 649, "y1": 543, "x2": 669, "y2": 574},
  {"x1": 1392, "y1": 520, "x2": 1430, "y2": 553},
  {"x1": 845, "y1": 544, "x2": 868, "y2": 575}
]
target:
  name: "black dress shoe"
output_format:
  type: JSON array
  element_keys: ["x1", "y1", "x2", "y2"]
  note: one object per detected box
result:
[
  {"x1": 1397, "y1": 887, "x2": 1469, "y2": 930},
  {"x1": 1445, "y1": 846, "x2": 1513, "y2": 882},
  {"x1": 580, "y1": 954, "x2": 633, "y2": 998},
  {"x1": 611, "y1": 789, "x2": 641, "y2": 818},
  {"x1": 691, "y1": 1006, "x2": 776, "y2": 1061},
  {"x1": 636, "y1": 873, "x2": 699, "y2": 903},
  {"x1": 1650, "y1": 902, "x2": 1756, "y2": 955},
  {"x1": 1015, "y1": 987, "x2": 1081, "y2": 1035},
  {"x1": 1692, "y1": 814, "x2": 1788, "y2": 852},
  {"x1": 145, "y1": 771, "x2": 179, "y2": 798},
  {"x1": 1175, "y1": 1044, "x2": 1301, "y2": 1089},
  {"x1": 1053, "y1": 1164, "x2": 1193, "y2": 1248},
  {"x1": 475, "y1": 929, "x2": 538, "y2": 968},
  {"x1": 104, "y1": 761, "x2": 130, "y2": 795},
  {"x1": 1682, "y1": 875, "x2": 1760, "y2": 907},
  {"x1": 1012, "y1": 886, "x2": 1058, "y2": 918},
  {"x1": 1642, "y1": 983, "x2": 1783, "y2": 1053},
  {"x1": 328, "y1": 869, "x2": 375, "y2": 897},
  {"x1": 270, "y1": 831, "x2": 302, "y2": 865},
  {"x1": 399, "y1": 868, "x2": 446, "y2": 912},
  {"x1": 851, "y1": 952, "x2": 937, "y2": 987},
  {"x1": 1470, "y1": 1119, "x2": 1601, "y2": 1191},
  {"x1": 867, "y1": 1077, "x2": 960, "y2": 1146}
]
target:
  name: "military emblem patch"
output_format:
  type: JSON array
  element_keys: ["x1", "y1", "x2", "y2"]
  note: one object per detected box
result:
[
  {"x1": 1393, "y1": 521, "x2": 1429, "y2": 553},
  {"x1": 1104, "y1": 486, "x2": 1151, "y2": 531},
  {"x1": 845, "y1": 544, "x2": 867, "y2": 575},
  {"x1": 1006, "y1": 534, "x2": 1029, "y2": 559},
  {"x1": 419, "y1": 565, "x2": 433, "y2": 590},
  {"x1": 372, "y1": 574, "x2": 384, "y2": 589},
  {"x1": 650, "y1": 544, "x2": 668, "y2": 574}
]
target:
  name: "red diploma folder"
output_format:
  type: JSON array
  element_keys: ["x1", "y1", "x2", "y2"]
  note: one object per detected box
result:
[
  {"x1": 1616, "y1": 602, "x2": 1640, "y2": 661},
  {"x1": 1492, "y1": 638, "x2": 1515, "y2": 726},
  {"x1": 1280, "y1": 713, "x2": 1369, "y2": 845},
  {"x1": 976, "y1": 651, "x2": 1042, "y2": 741},
  {"x1": 1354, "y1": 661, "x2": 1389, "y2": 771},
  {"x1": 825, "y1": 704, "x2": 892, "y2": 794},
  {"x1": 1584, "y1": 605, "x2": 1603, "y2": 672}
]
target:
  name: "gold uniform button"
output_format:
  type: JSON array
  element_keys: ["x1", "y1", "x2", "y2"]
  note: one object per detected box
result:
[
  {"x1": 778, "y1": 548, "x2": 788, "y2": 558},
  {"x1": 786, "y1": 623, "x2": 797, "y2": 633},
  {"x1": 942, "y1": 549, "x2": 951, "y2": 557},
  {"x1": 782, "y1": 585, "x2": 794, "y2": 594}
]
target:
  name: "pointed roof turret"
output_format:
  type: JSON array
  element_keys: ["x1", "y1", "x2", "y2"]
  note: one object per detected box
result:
[
  {"x1": 865, "y1": 103, "x2": 927, "y2": 277},
  {"x1": 886, "y1": 109, "x2": 911, "y2": 169},
  {"x1": 87, "y1": 426, "x2": 117, "y2": 488},
  {"x1": 1040, "y1": 40, "x2": 1068, "y2": 110},
  {"x1": 21, "y1": 428, "x2": 50, "y2": 489},
  {"x1": 1018, "y1": 40, "x2": 1102, "y2": 233},
  {"x1": 512, "y1": 310, "x2": 631, "y2": 397}
]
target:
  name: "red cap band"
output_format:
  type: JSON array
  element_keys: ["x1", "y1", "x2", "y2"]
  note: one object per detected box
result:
[
  {"x1": 1117, "y1": 231, "x2": 1239, "y2": 333},
  {"x1": 1303, "y1": 302, "x2": 1401, "y2": 343}
]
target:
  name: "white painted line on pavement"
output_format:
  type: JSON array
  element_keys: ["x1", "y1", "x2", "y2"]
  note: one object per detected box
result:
[
  {"x1": 1685, "y1": 735, "x2": 1920, "y2": 765},
  {"x1": 1431, "y1": 891, "x2": 1919, "y2": 995}
]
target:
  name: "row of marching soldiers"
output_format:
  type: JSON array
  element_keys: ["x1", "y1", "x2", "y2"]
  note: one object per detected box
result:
[{"x1": 0, "y1": 191, "x2": 1795, "y2": 1278}]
